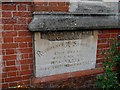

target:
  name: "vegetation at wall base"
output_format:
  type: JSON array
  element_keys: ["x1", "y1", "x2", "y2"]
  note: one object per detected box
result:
[{"x1": 96, "y1": 39, "x2": 120, "y2": 89}]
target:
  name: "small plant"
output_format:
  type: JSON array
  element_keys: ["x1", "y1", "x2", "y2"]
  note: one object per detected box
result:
[
  {"x1": 8, "y1": 82, "x2": 30, "y2": 88},
  {"x1": 96, "y1": 39, "x2": 120, "y2": 89}
]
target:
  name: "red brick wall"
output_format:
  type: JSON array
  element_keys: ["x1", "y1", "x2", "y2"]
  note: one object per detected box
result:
[
  {"x1": 1, "y1": 1, "x2": 69, "y2": 88},
  {"x1": 0, "y1": 2, "x2": 3, "y2": 89},
  {"x1": 1, "y1": 1, "x2": 120, "y2": 89},
  {"x1": 1, "y1": 2, "x2": 33, "y2": 88},
  {"x1": 97, "y1": 30, "x2": 120, "y2": 68},
  {"x1": 34, "y1": 1, "x2": 68, "y2": 12}
]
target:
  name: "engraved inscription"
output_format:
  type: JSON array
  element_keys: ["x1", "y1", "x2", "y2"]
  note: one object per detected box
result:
[{"x1": 35, "y1": 31, "x2": 98, "y2": 77}]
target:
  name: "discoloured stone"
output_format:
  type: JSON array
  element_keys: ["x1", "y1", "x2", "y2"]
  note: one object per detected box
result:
[
  {"x1": 29, "y1": 0, "x2": 119, "y2": 31},
  {"x1": 29, "y1": 13, "x2": 119, "y2": 31}
]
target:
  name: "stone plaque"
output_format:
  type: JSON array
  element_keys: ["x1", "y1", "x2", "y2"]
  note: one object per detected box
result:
[{"x1": 34, "y1": 31, "x2": 98, "y2": 77}]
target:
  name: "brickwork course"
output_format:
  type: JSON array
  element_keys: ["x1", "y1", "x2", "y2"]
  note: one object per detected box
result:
[{"x1": 1, "y1": 1, "x2": 120, "y2": 89}]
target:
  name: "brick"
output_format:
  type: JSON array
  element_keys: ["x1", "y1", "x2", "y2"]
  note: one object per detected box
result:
[
  {"x1": 97, "y1": 49, "x2": 105, "y2": 53},
  {"x1": 3, "y1": 55, "x2": 16, "y2": 61},
  {"x1": 7, "y1": 71, "x2": 16, "y2": 77},
  {"x1": 3, "y1": 66, "x2": 18, "y2": 72},
  {"x1": 50, "y1": 6, "x2": 68, "y2": 12},
  {"x1": 0, "y1": 19, "x2": 1, "y2": 24},
  {"x1": 49, "y1": 2, "x2": 59, "y2": 6},
  {"x1": 48, "y1": 2, "x2": 67, "y2": 6},
  {"x1": 2, "y1": 73, "x2": 7, "y2": 78},
  {"x1": 0, "y1": 84, "x2": 1, "y2": 89},
  {"x1": 2, "y1": 4, "x2": 16, "y2": 11},
  {"x1": 6, "y1": 61, "x2": 15, "y2": 66},
  {"x1": 5, "y1": 76, "x2": 22, "y2": 82},
  {"x1": 98, "y1": 39, "x2": 107, "y2": 44},
  {"x1": 17, "y1": 81, "x2": 24, "y2": 86},
  {"x1": 110, "y1": 34, "x2": 117, "y2": 38},
  {"x1": 1, "y1": 83, "x2": 8, "y2": 89},
  {"x1": 34, "y1": 6, "x2": 48, "y2": 11},
  {"x1": 23, "y1": 80, "x2": 30, "y2": 85},
  {"x1": 22, "y1": 75, "x2": 31, "y2": 80},
  {"x1": 13, "y1": 12, "x2": 32, "y2": 17},
  {"x1": 6, "y1": 49, "x2": 14, "y2": 54},
  {"x1": 19, "y1": 43, "x2": 27, "y2": 48},
  {"x1": 98, "y1": 30, "x2": 107, "y2": 34},
  {"x1": 20, "y1": 60, "x2": 28, "y2": 64},
  {"x1": 0, "y1": 38, "x2": 3, "y2": 43},
  {"x1": 17, "y1": 5, "x2": 27, "y2": 11},
  {"x1": 4, "y1": 25, "x2": 13, "y2": 30},
  {"x1": 97, "y1": 63, "x2": 103, "y2": 68},
  {"x1": 2, "y1": 12, "x2": 12, "y2": 17},
  {"x1": 3, "y1": 31, "x2": 17, "y2": 37},
  {"x1": 0, "y1": 25, "x2": 3, "y2": 30},
  {"x1": 20, "y1": 59, "x2": 32, "y2": 65},
  {"x1": 0, "y1": 45, "x2": 2, "y2": 50},
  {"x1": 14, "y1": 37, "x2": 32, "y2": 42},
  {"x1": 2, "y1": 61, "x2": 6, "y2": 67},
  {"x1": 2, "y1": 43, "x2": 18, "y2": 49},
  {"x1": 20, "y1": 48, "x2": 32, "y2": 53},
  {"x1": 107, "y1": 30, "x2": 119, "y2": 33},
  {"x1": 9, "y1": 82, "x2": 17, "y2": 87},
  {"x1": 96, "y1": 59, "x2": 103, "y2": 63},
  {"x1": 17, "y1": 17, "x2": 27, "y2": 24},
  {"x1": 21, "y1": 65, "x2": 29, "y2": 70},
  {"x1": 0, "y1": 4, "x2": 1, "y2": 10},
  {"x1": 1, "y1": 49, "x2": 5, "y2": 56},
  {"x1": 14, "y1": 25, "x2": 28, "y2": 30},
  {"x1": 27, "y1": 5, "x2": 32, "y2": 11},
  {"x1": 27, "y1": 17, "x2": 32, "y2": 24},
  {"x1": 27, "y1": 59, "x2": 33, "y2": 64},
  {"x1": 22, "y1": 54, "x2": 28, "y2": 59},
  {"x1": 58, "y1": 2, "x2": 68, "y2": 6},
  {"x1": 18, "y1": 31, "x2": 31, "y2": 36},
  {"x1": 98, "y1": 34, "x2": 110, "y2": 38},
  {"x1": 29, "y1": 64, "x2": 33, "y2": 70},
  {"x1": 4, "y1": 37, "x2": 13, "y2": 43},
  {"x1": 34, "y1": 5, "x2": 68, "y2": 12},
  {"x1": 97, "y1": 44, "x2": 109, "y2": 49},
  {"x1": 0, "y1": 50, "x2": 2, "y2": 55},
  {"x1": 2, "y1": 78, "x2": 4, "y2": 83},
  {"x1": 28, "y1": 54, "x2": 33, "y2": 59},
  {"x1": 27, "y1": 42, "x2": 32, "y2": 47},
  {"x1": 20, "y1": 70, "x2": 32, "y2": 75},
  {"x1": 97, "y1": 54, "x2": 104, "y2": 59},
  {"x1": 2, "y1": 18, "x2": 17, "y2": 24}
]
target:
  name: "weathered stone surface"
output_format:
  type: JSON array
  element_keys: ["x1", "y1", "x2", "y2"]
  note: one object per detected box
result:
[
  {"x1": 34, "y1": 31, "x2": 98, "y2": 77},
  {"x1": 76, "y1": 2, "x2": 117, "y2": 13},
  {"x1": 29, "y1": 13, "x2": 119, "y2": 31},
  {"x1": 29, "y1": 1, "x2": 119, "y2": 31},
  {"x1": 69, "y1": 1, "x2": 118, "y2": 13}
]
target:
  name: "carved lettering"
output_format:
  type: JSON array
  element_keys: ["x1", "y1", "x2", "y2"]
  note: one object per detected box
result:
[{"x1": 35, "y1": 31, "x2": 97, "y2": 77}]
